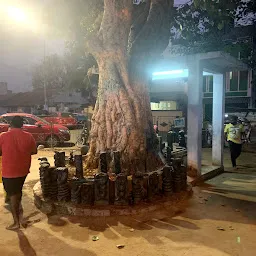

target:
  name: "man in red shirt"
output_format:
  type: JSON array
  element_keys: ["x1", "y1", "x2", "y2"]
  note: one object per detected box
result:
[{"x1": 0, "y1": 116, "x2": 37, "y2": 230}]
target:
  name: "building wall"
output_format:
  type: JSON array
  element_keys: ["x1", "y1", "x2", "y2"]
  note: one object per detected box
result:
[
  {"x1": 0, "y1": 107, "x2": 8, "y2": 115},
  {"x1": 52, "y1": 91, "x2": 88, "y2": 105},
  {"x1": 150, "y1": 69, "x2": 252, "y2": 123},
  {"x1": 152, "y1": 110, "x2": 183, "y2": 132},
  {"x1": 203, "y1": 69, "x2": 253, "y2": 121},
  {"x1": 203, "y1": 70, "x2": 252, "y2": 99},
  {"x1": 151, "y1": 101, "x2": 177, "y2": 110},
  {"x1": 0, "y1": 82, "x2": 8, "y2": 95}
]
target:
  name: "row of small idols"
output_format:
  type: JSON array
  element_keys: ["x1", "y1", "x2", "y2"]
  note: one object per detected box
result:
[{"x1": 39, "y1": 154, "x2": 187, "y2": 206}]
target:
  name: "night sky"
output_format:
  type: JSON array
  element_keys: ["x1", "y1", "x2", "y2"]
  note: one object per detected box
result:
[{"x1": 0, "y1": 0, "x2": 188, "y2": 92}]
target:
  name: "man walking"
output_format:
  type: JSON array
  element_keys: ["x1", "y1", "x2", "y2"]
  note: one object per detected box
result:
[
  {"x1": 0, "y1": 116, "x2": 37, "y2": 230},
  {"x1": 224, "y1": 116, "x2": 244, "y2": 169}
]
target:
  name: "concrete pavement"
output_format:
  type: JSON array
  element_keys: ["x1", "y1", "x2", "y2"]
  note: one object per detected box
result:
[{"x1": 0, "y1": 149, "x2": 255, "y2": 256}]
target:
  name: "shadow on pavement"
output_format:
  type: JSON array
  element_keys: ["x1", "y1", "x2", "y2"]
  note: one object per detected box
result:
[{"x1": 17, "y1": 230, "x2": 37, "y2": 256}]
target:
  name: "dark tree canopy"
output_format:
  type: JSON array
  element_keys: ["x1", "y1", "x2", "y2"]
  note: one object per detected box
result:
[
  {"x1": 170, "y1": 0, "x2": 256, "y2": 86},
  {"x1": 44, "y1": 0, "x2": 172, "y2": 74},
  {"x1": 171, "y1": 0, "x2": 255, "y2": 49},
  {"x1": 44, "y1": 0, "x2": 256, "y2": 76},
  {"x1": 32, "y1": 54, "x2": 66, "y2": 90},
  {"x1": 32, "y1": 43, "x2": 97, "y2": 98}
]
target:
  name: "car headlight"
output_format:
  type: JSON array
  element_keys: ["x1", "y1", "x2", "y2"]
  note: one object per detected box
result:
[{"x1": 59, "y1": 129, "x2": 70, "y2": 134}]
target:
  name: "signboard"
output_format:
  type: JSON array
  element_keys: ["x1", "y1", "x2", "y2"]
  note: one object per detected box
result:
[
  {"x1": 133, "y1": 0, "x2": 142, "y2": 4},
  {"x1": 174, "y1": 117, "x2": 185, "y2": 128}
]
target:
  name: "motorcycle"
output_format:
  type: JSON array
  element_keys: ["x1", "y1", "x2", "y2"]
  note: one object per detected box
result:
[{"x1": 76, "y1": 124, "x2": 89, "y2": 147}]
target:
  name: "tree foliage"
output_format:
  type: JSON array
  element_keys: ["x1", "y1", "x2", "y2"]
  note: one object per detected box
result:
[
  {"x1": 32, "y1": 54, "x2": 66, "y2": 90},
  {"x1": 170, "y1": 0, "x2": 256, "y2": 84},
  {"x1": 40, "y1": 0, "x2": 256, "y2": 92},
  {"x1": 44, "y1": 0, "x2": 103, "y2": 47},
  {"x1": 170, "y1": 0, "x2": 255, "y2": 49},
  {"x1": 44, "y1": 0, "x2": 172, "y2": 73},
  {"x1": 32, "y1": 43, "x2": 97, "y2": 94},
  {"x1": 43, "y1": 0, "x2": 256, "y2": 73}
]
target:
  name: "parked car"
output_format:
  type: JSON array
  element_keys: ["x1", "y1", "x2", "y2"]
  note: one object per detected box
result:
[
  {"x1": 72, "y1": 113, "x2": 88, "y2": 125},
  {"x1": 43, "y1": 112, "x2": 78, "y2": 129},
  {"x1": 0, "y1": 113, "x2": 70, "y2": 147}
]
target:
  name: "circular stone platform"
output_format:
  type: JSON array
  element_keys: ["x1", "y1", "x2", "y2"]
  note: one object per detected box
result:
[{"x1": 33, "y1": 181, "x2": 193, "y2": 216}]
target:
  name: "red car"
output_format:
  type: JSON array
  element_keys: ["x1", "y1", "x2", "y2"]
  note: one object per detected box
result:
[
  {"x1": 0, "y1": 113, "x2": 70, "y2": 147},
  {"x1": 43, "y1": 112, "x2": 77, "y2": 129}
]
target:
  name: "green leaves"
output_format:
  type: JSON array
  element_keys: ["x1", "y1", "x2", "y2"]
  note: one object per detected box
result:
[
  {"x1": 217, "y1": 21, "x2": 224, "y2": 30},
  {"x1": 32, "y1": 54, "x2": 66, "y2": 90},
  {"x1": 43, "y1": 0, "x2": 103, "y2": 41},
  {"x1": 32, "y1": 46, "x2": 97, "y2": 93},
  {"x1": 171, "y1": 0, "x2": 255, "y2": 49}
]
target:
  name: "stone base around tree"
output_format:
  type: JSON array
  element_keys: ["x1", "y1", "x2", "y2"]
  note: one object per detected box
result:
[{"x1": 33, "y1": 181, "x2": 193, "y2": 217}]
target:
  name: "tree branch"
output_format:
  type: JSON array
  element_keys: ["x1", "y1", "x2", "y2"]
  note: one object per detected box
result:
[
  {"x1": 128, "y1": 0, "x2": 173, "y2": 60},
  {"x1": 128, "y1": 1, "x2": 151, "y2": 53},
  {"x1": 85, "y1": 34, "x2": 104, "y2": 56},
  {"x1": 98, "y1": 0, "x2": 133, "y2": 52}
]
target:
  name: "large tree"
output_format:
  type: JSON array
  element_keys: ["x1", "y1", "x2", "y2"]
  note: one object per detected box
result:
[
  {"x1": 83, "y1": 0, "x2": 172, "y2": 173},
  {"x1": 45, "y1": 0, "x2": 253, "y2": 174},
  {"x1": 46, "y1": 0, "x2": 172, "y2": 173}
]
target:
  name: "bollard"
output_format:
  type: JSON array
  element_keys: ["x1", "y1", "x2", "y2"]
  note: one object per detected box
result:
[
  {"x1": 70, "y1": 178, "x2": 82, "y2": 204},
  {"x1": 162, "y1": 166, "x2": 174, "y2": 196},
  {"x1": 57, "y1": 167, "x2": 70, "y2": 202},
  {"x1": 81, "y1": 180, "x2": 95, "y2": 205},
  {"x1": 113, "y1": 151, "x2": 121, "y2": 174},
  {"x1": 74, "y1": 154, "x2": 84, "y2": 179},
  {"x1": 99, "y1": 152, "x2": 108, "y2": 173},
  {"x1": 54, "y1": 152, "x2": 65, "y2": 167},
  {"x1": 167, "y1": 130, "x2": 177, "y2": 151}
]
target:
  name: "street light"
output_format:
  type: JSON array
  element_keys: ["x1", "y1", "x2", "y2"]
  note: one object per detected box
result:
[
  {"x1": 6, "y1": 6, "x2": 27, "y2": 23},
  {"x1": 43, "y1": 36, "x2": 48, "y2": 111}
]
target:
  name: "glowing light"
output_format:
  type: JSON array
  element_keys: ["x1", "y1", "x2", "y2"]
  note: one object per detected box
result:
[
  {"x1": 3, "y1": 5, "x2": 40, "y2": 34},
  {"x1": 152, "y1": 69, "x2": 189, "y2": 80},
  {"x1": 153, "y1": 70, "x2": 185, "y2": 76},
  {"x1": 152, "y1": 69, "x2": 213, "y2": 80},
  {"x1": 6, "y1": 6, "x2": 27, "y2": 23}
]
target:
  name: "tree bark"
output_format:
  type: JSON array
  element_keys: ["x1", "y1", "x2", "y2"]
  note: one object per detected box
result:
[{"x1": 85, "y1": 0, "x2": 172, "y2": 175}]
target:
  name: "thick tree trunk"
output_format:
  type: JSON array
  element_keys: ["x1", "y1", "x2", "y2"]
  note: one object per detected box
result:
[
  {"x1": 86, "y1": 57, "x2": 162, "y2": 174},
  {"x1": 85, "y1": 0, "x2": 171, "y2": 174}
]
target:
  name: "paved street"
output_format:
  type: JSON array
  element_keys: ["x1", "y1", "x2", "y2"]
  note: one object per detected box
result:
[{"x1": 0, "y1": 149, "x2": 255, "y2": 256}]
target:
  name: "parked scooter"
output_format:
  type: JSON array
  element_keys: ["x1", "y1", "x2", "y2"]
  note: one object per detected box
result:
[{"x1": 76, "y1": 124, "x2": 89, "y2": 147}]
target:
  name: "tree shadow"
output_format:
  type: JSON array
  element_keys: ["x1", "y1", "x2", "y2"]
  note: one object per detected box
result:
[
  {"x1": 27, "y1": 226, "x2": 97, "y2": 256},
  {"x1": 160, "y1": 217, "x2": 199, "y2": 230},
  {"x1": 16, "y1": 230, "x2": 37, "y2": 256},
  {"x1": 45, "y1": 204, "x2": 197, "y2": 246}
]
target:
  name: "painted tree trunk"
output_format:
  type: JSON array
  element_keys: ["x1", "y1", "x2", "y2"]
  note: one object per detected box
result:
[{"x1": 86, "y1": 0, "x2": 171, "y2": 174}]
